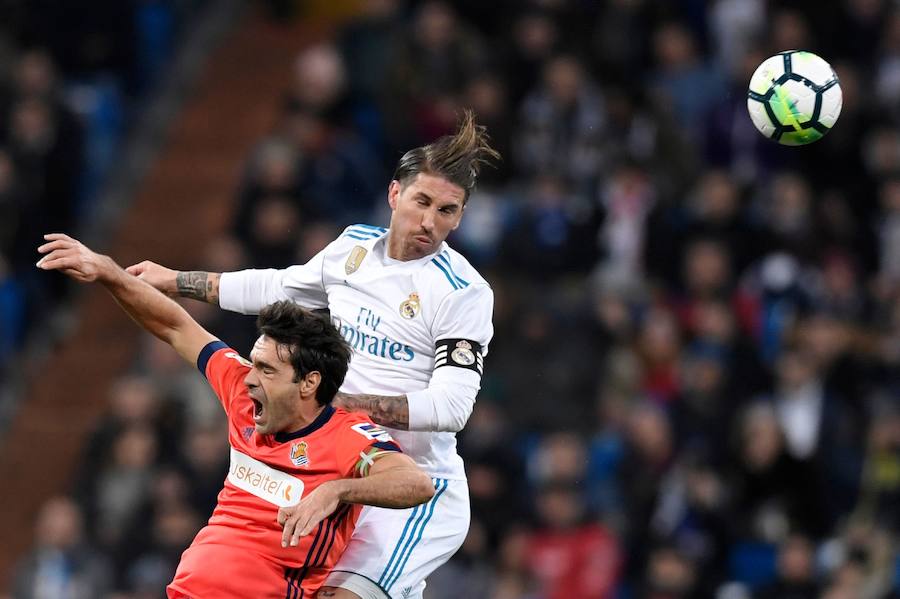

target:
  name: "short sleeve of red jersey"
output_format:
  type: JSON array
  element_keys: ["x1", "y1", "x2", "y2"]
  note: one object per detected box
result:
[
  {"x1": 334, "y1": 413, "x2": 402, "y2": 478},
  {"x1": 197, "y1": 340, "x2": 250, "y2": 415}
]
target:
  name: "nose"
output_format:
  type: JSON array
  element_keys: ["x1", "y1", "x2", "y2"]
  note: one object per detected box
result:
[
  {"x1": 244, "y1": 369, "x2": 258, "y2": 389},
  {"x1": 421, "y1": 208, "x2": 436, "y2": 231}
]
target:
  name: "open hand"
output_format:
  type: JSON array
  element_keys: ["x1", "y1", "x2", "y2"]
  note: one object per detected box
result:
[
  {"x1": 276, "y1": 481, "x2": 342, "y2": 548},
  {"x1": 36, "y1": 233, "x2": 109, "y2": 283}
]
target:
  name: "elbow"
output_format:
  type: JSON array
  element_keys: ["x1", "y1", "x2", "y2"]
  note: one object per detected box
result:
[
  {"x1": 433, "y1": 395, "x2": 474, "y2": 433},
  {"x1": 447, "y1": 413, "x2": 470, "y2": 433},
  {"x1": 443, "y1": 390, "x2": 476, "y2": 432},
  {"x1": 441, "y1": 406, "x2": 473, "y2": 433},
  {"x1": 412, "y1": 472, "x2": 435, "y2": 506},
  {"x1": 409, "y1": 386, "x2": 476, "y2": 432}
]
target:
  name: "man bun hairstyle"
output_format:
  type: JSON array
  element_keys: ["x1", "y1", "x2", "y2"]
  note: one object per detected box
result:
[
  {"x1": 392, "y1": 109, "x2": 501, "y2": 202},
  {"x1": 257, "y1": 301, "x2": 351, "y2": 406}
]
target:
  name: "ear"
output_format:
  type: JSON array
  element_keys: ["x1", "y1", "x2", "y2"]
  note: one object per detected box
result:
[
  {"x1": 299, "y1": 371, "x2": 321, "y2": 398},
  {"x1": 388, "y1": 180, "x2": 401, "y2": 211}
]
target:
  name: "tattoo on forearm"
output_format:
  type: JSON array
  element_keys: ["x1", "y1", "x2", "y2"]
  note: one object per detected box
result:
[
  {"x1": 336, "y1": 393, "x2": 409, "y2": 430},
  {"x1": 176, "y1": 271, "x2": 219, "y2": 304}
]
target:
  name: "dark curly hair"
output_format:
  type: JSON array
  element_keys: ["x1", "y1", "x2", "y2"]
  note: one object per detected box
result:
[
  {"x1": 256, "y1": 301, "x2": 351, "y2": 406},
  {"x1": 392, "y1": 109, "x2": 501, "y2": 202}
]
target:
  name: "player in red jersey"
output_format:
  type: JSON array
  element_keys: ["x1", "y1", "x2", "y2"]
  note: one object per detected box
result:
[{"x1": 37, "y1": 233, "x2": 435, "y2": 598}]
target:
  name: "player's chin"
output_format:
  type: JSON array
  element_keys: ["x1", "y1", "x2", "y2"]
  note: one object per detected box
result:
[{"x1": 407, "y1": 240, "x2": 433, "y2": 259}]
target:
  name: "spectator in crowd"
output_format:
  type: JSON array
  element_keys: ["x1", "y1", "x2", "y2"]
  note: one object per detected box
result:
[
  {"x1": 11, "y1": 496, "x2": 113, "y2": 599},
  {"x1": 754, "y1": 534, "x2": 820, "y2": 599},
  {"x1": 524, "y1": 481, "x2": 621, "y2": 599},
  {"x1": 728, "y1": 403, "x2": 829, "y2": 542},
  {"x1": 514, "y1": 54, "x2": 606, "y2": 192},
  {"x1": 634, "y1": 543, "x2": 702, "y2": 599}
]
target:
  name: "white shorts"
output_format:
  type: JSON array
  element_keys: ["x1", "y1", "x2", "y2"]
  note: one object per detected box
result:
[{"x1": 323, "y1": 477, "x2": 469, "y2": 599}]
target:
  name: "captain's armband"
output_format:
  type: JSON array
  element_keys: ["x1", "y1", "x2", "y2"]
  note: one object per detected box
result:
[{"x1": 434, "y1": 338, "x2": 483, "y2": 375}]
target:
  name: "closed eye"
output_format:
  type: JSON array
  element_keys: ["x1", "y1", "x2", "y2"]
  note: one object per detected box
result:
[{"x1": 252, "y1": 359, "x2": 277, "y2": 376}]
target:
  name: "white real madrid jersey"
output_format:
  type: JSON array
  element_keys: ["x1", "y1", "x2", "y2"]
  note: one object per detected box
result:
[{"x1": 219, "y1": 224, "x2": 494, "y2": 480}]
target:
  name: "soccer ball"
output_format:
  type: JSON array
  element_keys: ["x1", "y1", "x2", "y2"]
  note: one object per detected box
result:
[{"x1": 747, "y1": 50, "x2": 842, "y2": 145}]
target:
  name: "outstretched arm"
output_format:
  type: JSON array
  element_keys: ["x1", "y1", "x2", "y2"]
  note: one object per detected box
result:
[
  {"x1": 127, "y1": 259, "x2": 330, "y2": 315},
  {"x1": 126, "y1": 261, "x2": 221, "y2": 305},
  {"x1": 277, "y1": 451, "x2": 433, "y2": 546},
  {"x1": 38, "y1": 234, "x2": 216, "y2": 365}
]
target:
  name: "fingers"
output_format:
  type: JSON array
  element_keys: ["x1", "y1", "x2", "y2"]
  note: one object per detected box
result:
[
  {"x1": 38, "y1": 233, "x2": 78, "y2": 255},
  {"x1": 125, "y1": 260, "x2": 153, "y2": 276},
  {"x1": 38, "y1": 258, "x2": 90, "y2": 281},
  {"x1": 37, "y1": 255, "x2": 83, "y2": 276},
  {"x1": 291, "y1": 518, "x2": 321, "y2": 545},
  {"x1": 289, "y1": 513, "x2": 317, "y2": 546},
  {"x1": 279, "y1": 507, "x2": 300, "y2": 547},
  {"x1": 279, "y1": 508, "x2": 318, "y2": 547},
  {"x1": 281, "y1": 514, "x2": 297, "y2": 547},
  {"x1": 290, "y1": 521, "x2": 306, "y2": 547},
  {"x1": 36, "y1": 249, "x2": 77, "y2": 270},
  {"x1": 36, "y1": 242, "x2": 97, "y2": 283},
  {"x1": 37, "y1": 239, "x2": 75, "y2": 254},
  {"x1": 36, "y1": 234, "x2": 83, "y2": 270},
  {"x1": 42, "y1": 233, "x2": 75, "y2": 243}
]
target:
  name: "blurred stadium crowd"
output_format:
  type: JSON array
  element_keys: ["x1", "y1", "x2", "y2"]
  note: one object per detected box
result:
[
  {"x1": 5, "y1": 0, "x2": 900, "y2": 598},
  {"x1": 0, "y1": 0, "x2": 198, "y2": 378}
]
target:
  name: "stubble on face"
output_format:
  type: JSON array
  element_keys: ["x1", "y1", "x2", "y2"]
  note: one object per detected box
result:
[{"x1": 388, "y1": 174, "x2": 465, "y2": 260}]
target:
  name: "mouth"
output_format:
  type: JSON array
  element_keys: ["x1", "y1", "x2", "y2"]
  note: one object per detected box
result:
[
  {"x1": 413, "y1": 235, "x2": 432, "y2": 247},
  {"x1": 251, "y1": 397, "x2": 265, "y2": 423}
]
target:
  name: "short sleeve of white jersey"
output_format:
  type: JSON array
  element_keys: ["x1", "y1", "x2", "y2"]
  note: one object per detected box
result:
[
  {"x1": 406, "y1": 283, "x2": 494, "y2": 432},
  {"x1": 219, "y1": 246, "x2": 330, "y2": 314}
]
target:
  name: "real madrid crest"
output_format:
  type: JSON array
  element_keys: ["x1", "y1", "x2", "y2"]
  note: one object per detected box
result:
[
  {"x1": 451, "y1": 340, "x2": 476, "y2": 366},
  {"x1": 399, "y1": 292, "x2": 421, "y2": 319},
  {"x1": 289, "y1": 441, "x2": 310, "y2": 467},
  {"x1": 345, "y1": 246, "x2": 367, "y2": 275}
]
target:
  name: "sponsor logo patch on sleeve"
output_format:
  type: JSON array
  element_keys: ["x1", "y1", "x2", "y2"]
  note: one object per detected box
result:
[{"x1": 351, "y1": 422, "x2": 395, "y2": 442}]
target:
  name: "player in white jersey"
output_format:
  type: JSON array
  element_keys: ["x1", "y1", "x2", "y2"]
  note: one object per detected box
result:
[{"x1": 128, "y1": 111, "x2": 500, "y2": 599}]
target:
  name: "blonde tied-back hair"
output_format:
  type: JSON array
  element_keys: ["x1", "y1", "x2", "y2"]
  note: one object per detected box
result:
[{"x1": 392, "y1": 110, "x2": 501, "y2": 202}]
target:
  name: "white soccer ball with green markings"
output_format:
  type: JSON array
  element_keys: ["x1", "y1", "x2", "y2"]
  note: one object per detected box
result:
[{"x1": 747, "y1": 50, "x2": 842, "y2": 145}]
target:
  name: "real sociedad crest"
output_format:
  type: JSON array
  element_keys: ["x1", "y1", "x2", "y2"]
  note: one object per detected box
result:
[
  {"x1": 290, "y1": 441, "x2": 310, "y2": 467},
  {"x1": 345, "y1": 246, "x2": 367, "y2": 275},
  {"x1": 399, "y1": 292, "x2": 421, "y2": 319}
]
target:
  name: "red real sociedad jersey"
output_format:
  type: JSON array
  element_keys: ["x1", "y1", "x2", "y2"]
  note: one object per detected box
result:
[{"x1": 167, "y1": 341, "x2": 401, "y2": 598}]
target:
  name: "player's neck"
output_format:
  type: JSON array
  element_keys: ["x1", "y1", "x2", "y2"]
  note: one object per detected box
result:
[
  {"x1": 288, "y1": 403, "x2": 326, "y2": 432},
  {"x1": 385, "y1": 232, "x2": 409, "y2": 261}
]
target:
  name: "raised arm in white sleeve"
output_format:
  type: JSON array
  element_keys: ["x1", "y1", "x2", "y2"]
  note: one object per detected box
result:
[
  {"x1": 406, "y1": 283, "x2": 494, "y2": 432},
  {"x1": 218, "y1": 246, "x2": 330, "y2": 315}
]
